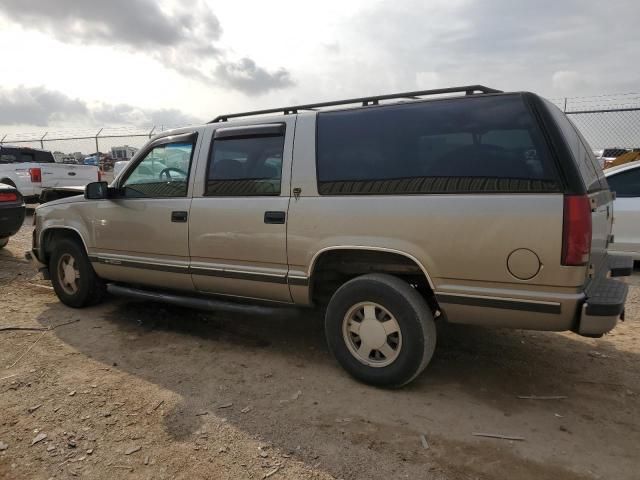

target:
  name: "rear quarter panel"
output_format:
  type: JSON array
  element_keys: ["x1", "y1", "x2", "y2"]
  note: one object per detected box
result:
[{"x1": 288, "y1": 112, "x2": 586, "y2": 330}]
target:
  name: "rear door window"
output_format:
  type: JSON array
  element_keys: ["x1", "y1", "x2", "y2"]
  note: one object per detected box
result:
[
  {"x1": 20, "y1": 152, "x2": 35, "y2": 163},
  {"x1": 316, "y1": 94, "x2": 559, "y2": 195},
  {"x1": 34, "y1": 150, "x2": 55, "y2": 163},
  {"x1": 206, "y1": 130, "x2": 285, "y2": 196}
]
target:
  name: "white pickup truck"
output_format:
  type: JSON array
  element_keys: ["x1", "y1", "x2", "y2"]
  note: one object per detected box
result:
[{"x1": 0, "y1": 145, "x2": 99, "y2": 202}]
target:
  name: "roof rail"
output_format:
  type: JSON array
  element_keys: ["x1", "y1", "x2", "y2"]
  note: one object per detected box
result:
[{"x1": 209, "y1": 85, "x2": 503, "y2": 123}]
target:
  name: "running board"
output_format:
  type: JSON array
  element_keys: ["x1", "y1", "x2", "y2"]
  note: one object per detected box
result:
[{"x1": 106, "y1": 284, "x2": 279, "y2": 315}]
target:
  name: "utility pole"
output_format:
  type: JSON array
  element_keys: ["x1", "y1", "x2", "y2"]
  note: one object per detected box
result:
[{"x1": 95, "y1": 128, "x2": 103, "y2": 155}]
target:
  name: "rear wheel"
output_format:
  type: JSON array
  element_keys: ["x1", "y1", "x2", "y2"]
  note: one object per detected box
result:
[
  {"x1": 49, "y1": 238, "x2": 105, "y2": 307},
  {"x1": 0, "y1": 237, "x2": 8, "y2": 248},
  {"x1": 324, "y1": 273, "x2": 436, "y2": 387}
]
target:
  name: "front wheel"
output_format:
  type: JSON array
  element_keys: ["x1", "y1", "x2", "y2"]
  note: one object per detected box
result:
[
  {"x1": 50, "y1": 238, "x2": 105, "y2": 307},
  {"x1": 324, "y1": 273, "x2": 436, "y2": 388}
]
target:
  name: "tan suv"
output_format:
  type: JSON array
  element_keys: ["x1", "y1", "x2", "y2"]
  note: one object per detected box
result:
[{"x1": 28, "y1": 85, "x2": 633, "y2": 387}]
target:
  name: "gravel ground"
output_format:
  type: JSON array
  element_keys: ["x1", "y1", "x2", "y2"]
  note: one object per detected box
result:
[{"x1": 1, "y1": 213, "x2": 639, "y2": 480}]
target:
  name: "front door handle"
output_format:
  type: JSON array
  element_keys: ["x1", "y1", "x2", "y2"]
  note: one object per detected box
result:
[
  {"x1": 264, "y1": 211, "x2": 286, "y2": 224},
  {"x1": 171, "y1": 211, "x2": 188, "y2": 223}
]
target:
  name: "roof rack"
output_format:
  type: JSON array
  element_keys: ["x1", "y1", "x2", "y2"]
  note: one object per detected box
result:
[{"x1": 210, "y1": 85, "x2": 502, "y2": 123}]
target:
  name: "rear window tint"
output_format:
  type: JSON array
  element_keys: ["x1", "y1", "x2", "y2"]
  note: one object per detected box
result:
[
  {"x1": 316, "y1": 95, "x2": 559, "y2": 195},
  {"x1": 543, "y1": 100, "x2": 605, "y2": 192}
]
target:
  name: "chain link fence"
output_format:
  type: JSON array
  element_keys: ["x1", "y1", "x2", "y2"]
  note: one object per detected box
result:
[
  {"x1": 551, "y1": 93, "x2": 640, "y2": 151},
  {"x1": 0, "y1": 126, "x2": 179, "y2": 163}
]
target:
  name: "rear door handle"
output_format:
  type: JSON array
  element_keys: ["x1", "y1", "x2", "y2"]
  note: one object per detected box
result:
[
  {"x1": 264, "y1": 211, "x2": 286, "y2": 224},
  {"x1": 171, "y1": 211, "x2": 188, "y2": 222}
]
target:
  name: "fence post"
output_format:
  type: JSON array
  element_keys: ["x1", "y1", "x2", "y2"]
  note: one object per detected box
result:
[
  {"x1": 40, "y1": 132, "x2": 48, "y2": 149},
  {"x1": 95, "y1": 128, "x2": 103, "y2": 155},
  {"x1": 148, "y1": 126, "x2": 156, "y2": 139},
  {"x1": 564, "y1": 98, "x2": 567, "y2": 112}
]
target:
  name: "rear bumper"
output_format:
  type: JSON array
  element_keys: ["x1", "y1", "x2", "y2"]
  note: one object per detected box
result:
[
  {"x1": 436, "y1": 255, "x2": 632, "y2": 335},
  {"x1": 576, "y1": 255, "x2": 632, "y2": 337}
]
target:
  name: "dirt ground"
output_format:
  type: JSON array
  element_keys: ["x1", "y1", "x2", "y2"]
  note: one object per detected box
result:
[{"x1": 1, "y1": 213, "x2": 639, "y2": 480}]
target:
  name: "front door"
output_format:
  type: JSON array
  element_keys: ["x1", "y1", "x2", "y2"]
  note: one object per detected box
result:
[
  {"x1": 188, "y1": 120, "x2": 294, "y2": 302},
  {"x1": 91, "y1": 132, "x2": 200, "y2": 291}
]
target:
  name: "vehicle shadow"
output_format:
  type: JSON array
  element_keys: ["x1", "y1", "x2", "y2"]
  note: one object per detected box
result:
[{"x1": 36, "y1": 296, "x2": 640, "y2": 480}]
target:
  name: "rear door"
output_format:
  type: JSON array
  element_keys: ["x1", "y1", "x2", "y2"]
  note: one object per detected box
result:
[{"x1": 188, "y1": 120, "x2": 294, "y2": 302}]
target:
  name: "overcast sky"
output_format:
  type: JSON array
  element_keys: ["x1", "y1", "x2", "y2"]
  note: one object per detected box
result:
[{"x1": 0, "y1": 0, "x2": 638, "y2": 133}]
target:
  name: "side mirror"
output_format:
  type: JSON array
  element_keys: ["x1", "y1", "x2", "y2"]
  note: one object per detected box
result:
[{"x1": 85, "y1": 181, "x2": 109, "y2": 200}]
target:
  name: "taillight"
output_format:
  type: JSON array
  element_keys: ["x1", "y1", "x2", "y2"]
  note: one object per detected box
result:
[
  {"x1": 562, "y1": 195, "x2": 592, "y2": 266},
  {"x1": 0, "y1": 192, "x2": 18, "y2": 202},
  {"x1": 29, "y1": 167, "x2": 42, "y2": 183}
]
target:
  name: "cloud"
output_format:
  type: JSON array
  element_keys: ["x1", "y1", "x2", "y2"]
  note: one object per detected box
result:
[
  {"x1": 339, "y1": 0, "x2": 640, "y2": 96},
  {"x1": 0, "y1": 0, "x2": 293, "y2": 95},
  {"x1": 552, "y1": 71, "x2": 590, "y2": 94},
  {"x1": 0, "y1": 86, "x2": 88, "y2": 126},
  {"x1": 215, "y1": 58, "x2": 294, "y2": 96},
  {"x1": 0, "y1": 86, "x2": 201, "y2": 127}
]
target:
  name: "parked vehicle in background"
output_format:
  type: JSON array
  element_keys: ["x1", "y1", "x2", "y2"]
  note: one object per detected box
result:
[
  {"x1": 0, "y1": 183, "x2": 25, "y2": 248},
  {"x1": 0, "y1": 146, "x2": 100, "y2": 202},
  {"x1": 83, "y1": 155, "x2": 99, "y2": 166},
  {"x1": 28, "y1": 85, "x2": 632, "y2": 387},
  {"x1": 606, "y1": 160, "x2": 640, "y2": 259}
]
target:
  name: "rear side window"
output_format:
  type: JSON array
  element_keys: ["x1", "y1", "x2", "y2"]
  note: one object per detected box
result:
[
  {"x1": 316, "y1": 94, "x2": 559, "y2": 195},
  {"x1": 543, "y1": 100, "x2": 606, "y2": 192},
  {"x1": 606, "y1": 168, "x2": 640, "y2": 197},
  {"x1": 206, "y1": 132, "x2": 284, "y2": 196}
]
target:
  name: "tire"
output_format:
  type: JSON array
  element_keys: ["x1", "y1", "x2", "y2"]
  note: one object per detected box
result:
[
  {"x1": 0, "y1": 237, "x2": 8, "y2": 249},
  {"x1": 0, "y1": 179, "x2": 16, "y2": 188},
  {"x1": 49, "y1": 238, "x2": 105, "y2": 308},
  {"x1": 325, "y1": 273, "x2": 436, "y2": 388}
]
